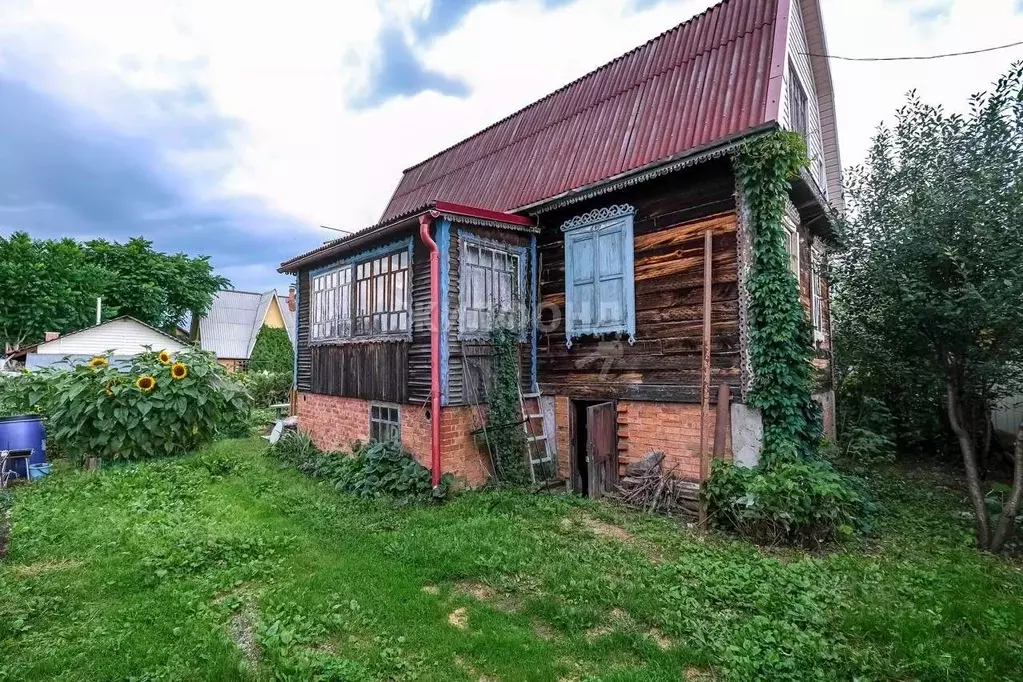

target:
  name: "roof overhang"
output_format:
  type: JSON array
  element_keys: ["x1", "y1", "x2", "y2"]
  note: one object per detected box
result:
[
  {"x1": 790, "y1": 167, "x2": 842, "y2": 245},
  {"x1": 279, "y1": 200, "x2": 536, "y2": 274}
]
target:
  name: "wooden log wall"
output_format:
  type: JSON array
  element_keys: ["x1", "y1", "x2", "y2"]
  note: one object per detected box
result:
[{"x1": 536, "y1": 159, "x2": 741, "y2": 403}]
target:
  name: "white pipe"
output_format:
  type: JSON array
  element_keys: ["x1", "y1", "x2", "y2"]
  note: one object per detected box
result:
[{"x1": 96, "y1": 297, "x2": 102, "y2": 325}]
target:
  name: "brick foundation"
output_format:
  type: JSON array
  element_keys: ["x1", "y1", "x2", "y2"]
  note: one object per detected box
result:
[
  {"x1": 553, "y1": 397, "x2": 728, "y2": 483},
  {"x1": 295, "y1": 392, "x2": 492, "y2": 486}
]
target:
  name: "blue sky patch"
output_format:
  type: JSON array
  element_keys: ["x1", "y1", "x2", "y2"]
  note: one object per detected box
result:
[
  {"x1": 0, "y1": 74, "x2": 319, "y2": 293},
  {"x1": 349, "y1": 26, "x2": 470, "y2": 109}
]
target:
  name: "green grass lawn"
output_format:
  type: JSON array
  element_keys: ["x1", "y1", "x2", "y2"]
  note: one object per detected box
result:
[{"x1": 1, "y1": 439, "x2": 1022, "y2": 681}]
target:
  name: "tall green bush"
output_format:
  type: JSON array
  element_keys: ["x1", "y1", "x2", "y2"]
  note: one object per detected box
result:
[
  {"x1": 0, "y1": 348, "x2": 250, "y2": 462},
  {"x1": 249, "y1": 325, "x2": 294, "y2": 374}
]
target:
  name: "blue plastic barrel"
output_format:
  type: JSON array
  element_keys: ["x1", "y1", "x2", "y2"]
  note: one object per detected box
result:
[{"x1": 0, "y1": 414, "x2": 46, "y2": 479}]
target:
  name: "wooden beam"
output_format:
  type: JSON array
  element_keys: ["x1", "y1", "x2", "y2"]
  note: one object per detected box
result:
[{"x1": 699, "y1": 229, "x2": 713, "y2": 527}]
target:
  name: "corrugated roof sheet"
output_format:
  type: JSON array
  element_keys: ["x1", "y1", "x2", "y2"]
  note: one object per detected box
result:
[
  {"x1": 381, "y1": 0, "x2": 779, "y2": 221},
  {"x1": 199, "y1": 290, "x2": 275, "y2": 360}
]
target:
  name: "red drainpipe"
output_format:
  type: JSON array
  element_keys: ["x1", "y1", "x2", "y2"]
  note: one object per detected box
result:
[{"x1": 419, "y1": 211, "x2": 442, "y2": 487}]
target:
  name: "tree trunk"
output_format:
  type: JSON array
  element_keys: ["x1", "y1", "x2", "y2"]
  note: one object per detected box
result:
[
  {"x1": 990, "y1": 421, "x2": 1023, "y2": 552},
  {"x1": 946, "y1": 378, "x2": 992, "y2": 549},
  {"x1": 980, "y1": 410, "x2": 993, "y2": 480}
]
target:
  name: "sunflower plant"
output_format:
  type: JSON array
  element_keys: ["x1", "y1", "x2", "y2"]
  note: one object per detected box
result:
[{"x1": 12, "y1": 347, "x2": 251, "y2": 462}]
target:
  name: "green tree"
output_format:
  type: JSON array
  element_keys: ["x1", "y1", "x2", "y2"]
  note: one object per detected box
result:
[
  {"x1": 83, "y1": 237, "x2": 228, "y2": 330},
  {"x1": 0, "y1": 233, "x2": 110, "y2": 348},
  {"x1": 248, "y1": 325, "x2": 294, "y2": 374},
  {"x1": 834, "y1": 64, "x2": 1023, "y2": 552}
]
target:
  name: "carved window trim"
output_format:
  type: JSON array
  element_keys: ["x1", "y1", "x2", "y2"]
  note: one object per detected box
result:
[{"x1": 561, "y1": 204, "x2": 637, "y2": 348}]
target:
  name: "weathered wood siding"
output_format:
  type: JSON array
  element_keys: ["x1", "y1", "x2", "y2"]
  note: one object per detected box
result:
[
  {"x1": 296, "y1": 270, "x2": 312, "y2": 391},
  {"x1": 537, "y1": 160, "x2": 741, "y2": 403},
  {"x1": 310, "y1": 342, "x2": 408, "y2": 402},
  {"x1": 408, "y1": 237, "x2": 433, "y2": 404}
]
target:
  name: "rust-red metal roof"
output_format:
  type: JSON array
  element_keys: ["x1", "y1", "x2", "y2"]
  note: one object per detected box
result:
[{"x1": 381, "y1": 0, "x2": 783, "y2": 221}]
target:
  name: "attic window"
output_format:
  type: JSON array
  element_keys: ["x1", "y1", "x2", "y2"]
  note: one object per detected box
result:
[{"x1": 788, "y1": 60, "x2": 808, "y2": 136}]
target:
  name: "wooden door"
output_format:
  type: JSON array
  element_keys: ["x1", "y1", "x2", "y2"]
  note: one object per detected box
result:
[{"x1": 586, "y1": 401, "x2": 617, "y2": 499}]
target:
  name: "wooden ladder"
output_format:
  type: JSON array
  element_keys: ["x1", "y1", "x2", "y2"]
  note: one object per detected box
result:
[{"x1": 519, "y1": 390, "x2": 554, "y2": 483}]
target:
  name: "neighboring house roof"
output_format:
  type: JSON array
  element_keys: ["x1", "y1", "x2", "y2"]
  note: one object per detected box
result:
[
  {"x1": 199, "y1": 290, "x2": 284, "y2": 360},
  {"x1": 381, "y1": 0, "x2": 781, "y2": 221},
  {"x1": 32, "y1": 316, "x2": 188, "y2": 356}
]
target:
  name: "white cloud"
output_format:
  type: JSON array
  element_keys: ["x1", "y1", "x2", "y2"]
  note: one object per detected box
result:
[{"x1": 2, "y1": 0, "x2": 1022, "y2": 278}]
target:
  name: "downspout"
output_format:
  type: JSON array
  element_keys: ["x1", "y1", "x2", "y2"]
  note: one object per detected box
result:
[{"x1": 419, "y1": 211, "x2": 443, "y2": 487}]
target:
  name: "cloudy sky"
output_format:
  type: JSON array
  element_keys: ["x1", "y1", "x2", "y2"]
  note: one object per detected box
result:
[{"x1": 1, "y1": 0, "x2": 1021, "y2": 293}]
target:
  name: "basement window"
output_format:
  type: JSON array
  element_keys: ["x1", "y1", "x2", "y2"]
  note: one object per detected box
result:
[{"x1": 370, "y1": 403, "x2": 401, "y2": 443}]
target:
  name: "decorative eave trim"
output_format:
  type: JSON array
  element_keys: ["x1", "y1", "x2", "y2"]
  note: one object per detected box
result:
[
  {"x1": 526, "y1": 124, "x2": 777, "y2": 215},
  {"x1": 560, "y1": 204, "x2": 636, "y2": 232},
  {"x1": 441, "y1": 212, "x2": 539, "y2": 233}
]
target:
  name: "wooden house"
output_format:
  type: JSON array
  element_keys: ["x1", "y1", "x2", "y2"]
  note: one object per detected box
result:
[{"x1": 280, "y1": 0, "x2": 841, "y2": 494}]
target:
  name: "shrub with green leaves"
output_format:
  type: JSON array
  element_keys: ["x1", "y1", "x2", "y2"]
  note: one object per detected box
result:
[
  {"x1": 0, "y1": 347, "x2": 250, "y2": 462},
  {"x1": 270, "y1": 432, "x2": 452, "y2": 503},
  {"x1": 249, "y1": 325, "x2": 294, "y2": 374},
  {"x1": 244, "y1": 370, "x2": 293, "y2": 407},
  {"x1": 705, "y1": 459, "x2": 873, "y2": 547}
]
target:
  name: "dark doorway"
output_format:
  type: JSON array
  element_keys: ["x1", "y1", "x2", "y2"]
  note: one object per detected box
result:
[{"x1": 571, "y1": 399, "x2": 618, "y2": 498}]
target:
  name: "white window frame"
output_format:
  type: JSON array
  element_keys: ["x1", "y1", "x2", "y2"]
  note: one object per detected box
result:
[
  {"x1": 784, "y1": 218, "x2": 801, "y2": 281},
  {"x1": 562, "y1": 204, "x2": 637, "y2": 348},
  {"x1": 458, "y1": 232, "x2": 526, "y2": 340},
  {"x1": 811, "y1": 243, "x2": 825, "y2": 338},
  {"x1": 369, "y1": 403, "x2": 401, "y2": 443},
  {"x1": 309, "y1": 239, "x2": 412, "y2": 344},
  {"x1": 311, "y1": 265, "x2": 353, "y2": 342}
]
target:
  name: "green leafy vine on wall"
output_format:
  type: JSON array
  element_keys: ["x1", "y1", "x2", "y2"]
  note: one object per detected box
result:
[
  {"x1": 733, "y1": 131, "x2": 821, "y2": 465},
  {"x1": 484, "y1": 328, "x2": 531, "y2": 485}
]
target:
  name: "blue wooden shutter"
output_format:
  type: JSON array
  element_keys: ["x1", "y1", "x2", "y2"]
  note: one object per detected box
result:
[
  {"x1": 562, "y1": 205, "x2": 636, "y2": 346},
  {"x1": 595, "y1": 222, "x2": 625, "y2": 330},
  {"x1": 566, "y1": 229, "x2": 596, "y2": 338}
]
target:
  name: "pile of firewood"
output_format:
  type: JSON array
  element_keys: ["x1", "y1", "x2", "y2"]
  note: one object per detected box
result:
[{"x1": 612, "y1": 451, "x2": 700, "y2": 518}]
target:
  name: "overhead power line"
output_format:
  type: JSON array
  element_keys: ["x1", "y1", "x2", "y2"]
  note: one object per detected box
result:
[{"x1": 802, "y1": 39, "x2": 1023, "y2": 62}]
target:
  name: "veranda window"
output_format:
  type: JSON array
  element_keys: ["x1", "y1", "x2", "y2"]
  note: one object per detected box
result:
[
  {"x1": 355, "y1": 250, "x2": 410, "y2": 335},
  {"x1": 310, "y1": 241, "x2": 411, "y2": 342},
  {"x1": 311, "y1": 265, "x2": 352, "y2": 341},
  {"x1": 459, "y1": 235, "x2": 524, "y2": 337}
]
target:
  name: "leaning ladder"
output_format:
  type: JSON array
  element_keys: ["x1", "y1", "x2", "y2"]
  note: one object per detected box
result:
[{"x1": 519, "y1": 389, "x2": 554, "y2": 483}]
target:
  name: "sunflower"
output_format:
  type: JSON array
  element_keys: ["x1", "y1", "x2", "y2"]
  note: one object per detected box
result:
[
  {"x1": 135, "y1": 375, "x2": 156, "y2": 393},
  {"x1": 88, "y1": 357, "x2": 109, "y2": 369},
  {"x1": 157, "y1": 350, "x2": 172, "y2": 365},
  {"x1": 170, "y1": 362, "x2": 188, "y2": 380},
  {"x1": 104, "y1": 380, "x2": 119, "y2": 397}
]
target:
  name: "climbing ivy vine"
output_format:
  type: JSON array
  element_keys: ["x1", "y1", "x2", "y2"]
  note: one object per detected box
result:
[
  {"x1": 485, "y1": 328, "x2": 531, "y2": 485},
  {"x1": 734, "y1": 131, "x2": 821, "y2": 465},
  {"x1": 705, "y1": 132, "x2": 871, "y2": 546}
]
